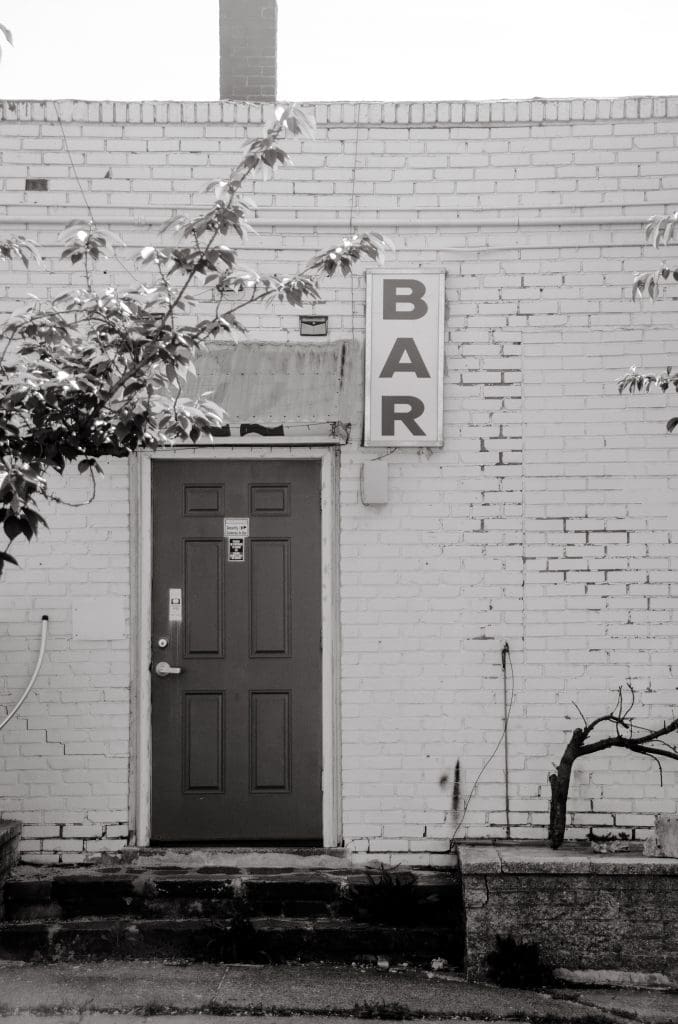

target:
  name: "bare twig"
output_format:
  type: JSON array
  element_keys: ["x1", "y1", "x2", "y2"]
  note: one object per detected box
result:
[{"x1": 549, "y1": 684, "x2": 678, "y2": 848}]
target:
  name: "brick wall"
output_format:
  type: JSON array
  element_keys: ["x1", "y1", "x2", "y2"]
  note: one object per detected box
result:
[
  {"x1": 0, "y1": 97, "x2": 677, "y2": 863},
  {"x1": 0, "y1": 460, "x2": 130, "y2": 863}
]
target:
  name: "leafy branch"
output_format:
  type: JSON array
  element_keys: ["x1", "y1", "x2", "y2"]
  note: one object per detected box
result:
[
  {"x1": 618, "y1": 210, "x2": 678, "y2": 431},
  {"x1": 0, "y1": 104, "x2": 392, "y2": 575},
  {"x1": 0, "y1": 22, "x2": 12, "y2": 61}
]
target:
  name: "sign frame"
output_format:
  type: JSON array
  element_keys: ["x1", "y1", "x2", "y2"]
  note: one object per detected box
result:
[{"x1": 364, "y1": 268, "x2": 445, "y2": 448}]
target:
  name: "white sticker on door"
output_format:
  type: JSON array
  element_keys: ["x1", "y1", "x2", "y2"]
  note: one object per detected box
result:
[
  {"x1": 223, "y1": 517, "x2": 249, "y2": 538},
  {"x1": 168, "y1": 588, "x2": 183, "y2": 622}
]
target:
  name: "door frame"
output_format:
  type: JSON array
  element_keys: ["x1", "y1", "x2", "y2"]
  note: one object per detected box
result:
[{"x1": 129, "y1": 444, "x2": 341, "y2": 848}]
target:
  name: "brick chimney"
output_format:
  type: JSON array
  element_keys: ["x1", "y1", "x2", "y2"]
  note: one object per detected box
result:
[{"x1": 219, "y1": 0, "x2": 277, "y2": 102}]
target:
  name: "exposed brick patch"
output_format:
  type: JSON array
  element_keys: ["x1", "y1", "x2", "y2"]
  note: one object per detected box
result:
[{"x1": 219, "y1": 0, "x2": 277, "y2": 102}]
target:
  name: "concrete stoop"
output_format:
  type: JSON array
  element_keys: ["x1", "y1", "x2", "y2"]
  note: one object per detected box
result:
[
  {"x1": 459, "y1": 843, "x2": 678, "y2": 981},
  {"x1": 0, "y1": 863, "x2": 464, "y2": 965}
]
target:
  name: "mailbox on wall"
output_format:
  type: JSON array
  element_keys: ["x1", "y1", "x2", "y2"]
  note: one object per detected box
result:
[{"x1": 364, "y1": 269, "x2": 445, "y2": 447}]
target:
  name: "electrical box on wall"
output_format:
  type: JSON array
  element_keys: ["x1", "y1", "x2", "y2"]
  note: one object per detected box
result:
[
  {"x1": 73, "y1": 597, "x2": 126, "y2": 641},
  {"x1": 360, "y1": 460, "x2": 389, "y2": 505}
]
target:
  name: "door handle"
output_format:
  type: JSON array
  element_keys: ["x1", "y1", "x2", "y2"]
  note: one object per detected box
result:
[{"x1": 155, "y1": 661, "x2": 183, "y2": 677}]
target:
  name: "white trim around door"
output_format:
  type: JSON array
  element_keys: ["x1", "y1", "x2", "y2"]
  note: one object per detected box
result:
[{"x1": 129, "y1": 445, "x2": 341, "y2": 849}]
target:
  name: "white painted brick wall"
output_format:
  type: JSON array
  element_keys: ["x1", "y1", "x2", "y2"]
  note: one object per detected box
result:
[
  {"x1": 1, "y1": 98, "x2": 677, "y2": 864},
  {"x1": 0, "y1": 459, "x2": 131, "y2": 863}
]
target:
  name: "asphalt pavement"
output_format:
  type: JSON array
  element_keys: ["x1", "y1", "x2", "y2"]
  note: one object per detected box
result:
[{"x1": 0, "y1": 960, "x2": 676, "y2": 1023}]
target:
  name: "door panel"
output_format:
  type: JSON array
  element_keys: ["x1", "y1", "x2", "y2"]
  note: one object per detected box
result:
[
  {"x1": 151, "y1": 459, "x2": 322, "y2": 843},
  {"x1": 249, "y1": 539, "x2": 290, "y2": 656},
  {"x1": 250, "y1": 690, "x2": 290, "y2": 792},
  {"x1": 183, "y1": 692, "x2": 224, "y2": 792},
  {"x1": 184, "y1": 540, "x2": 223, "y2": 656}
]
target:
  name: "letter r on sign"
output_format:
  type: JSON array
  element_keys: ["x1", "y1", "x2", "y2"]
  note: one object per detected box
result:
[{"x1": 381, "y1": 396, "x2": 426, "y2": 437}]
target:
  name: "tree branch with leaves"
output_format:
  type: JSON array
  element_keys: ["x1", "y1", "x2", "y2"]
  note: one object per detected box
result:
[
  {"x1": 0, "y1": 103, "x2": 392, "y2": 575},
  {"x1": 618, "y1": 211, "x2": 678, "y2": 431}
]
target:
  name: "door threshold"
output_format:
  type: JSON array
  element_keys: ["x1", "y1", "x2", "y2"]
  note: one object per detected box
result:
[
  {"x1": 103, "y1": 846, "x2": 348, "y2": 870},
  {"x1": 150, "y1": 840, "x2": 324, "y2": 849}
]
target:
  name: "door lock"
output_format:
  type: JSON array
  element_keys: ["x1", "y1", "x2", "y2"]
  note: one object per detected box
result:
[{"x1": 155, "y1": 661, "x2": 182, "y2": 677}]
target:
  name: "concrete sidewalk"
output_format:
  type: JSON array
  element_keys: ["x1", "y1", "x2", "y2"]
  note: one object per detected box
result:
[{"x1": 0, "y1": 960, "x2": 675, "y2": 1023}]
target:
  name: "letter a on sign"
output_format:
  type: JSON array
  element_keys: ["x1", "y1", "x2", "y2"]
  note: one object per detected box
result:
[{"x1": 364, "y1": 270, "x2": 444, "y2": 447}]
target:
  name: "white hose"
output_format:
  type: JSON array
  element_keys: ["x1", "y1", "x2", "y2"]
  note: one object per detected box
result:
[{"x1": 0, "y1": 615, "x2": 49, "y2": 733}]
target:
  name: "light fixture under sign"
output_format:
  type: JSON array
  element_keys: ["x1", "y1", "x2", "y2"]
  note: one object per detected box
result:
[{"x1": 299, "y1": 315, "x2": 328, "y2": 337}]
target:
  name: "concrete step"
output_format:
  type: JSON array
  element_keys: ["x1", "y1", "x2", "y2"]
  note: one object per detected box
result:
[
  {"x1": 4, "y1": 873, "x2": 241, "y2": 922},
  {"x1": 0, "y1": 915, "x2": 463, "y2": 964},
  {"x1": 4, "y1": 868, "x2": 460, "y2": 926}
]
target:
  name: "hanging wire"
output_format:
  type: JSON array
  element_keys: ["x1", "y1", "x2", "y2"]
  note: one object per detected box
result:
[
  {"x1": 348, "y1": 102, "x2": 361, "y2": 349},
  {"x1": 450, "y1": 642, "x2": 516, "y2": 842},
  {"x1": 53, "y1": 101, "x2": 140, "y2": 287}
]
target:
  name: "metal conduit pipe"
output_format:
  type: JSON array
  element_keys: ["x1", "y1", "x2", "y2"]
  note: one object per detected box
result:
[
  {"x1": 0, "y1": 615, "x2": 49, "y2": 733},
  {"x1": 0, "y1": 214, "x2": 648, "y2": 229}
]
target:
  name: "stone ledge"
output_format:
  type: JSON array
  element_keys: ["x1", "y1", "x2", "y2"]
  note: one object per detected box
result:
[
  {"x1": 459, "y1": 841, "x2": 678, "y2": 980},
  {"x1": 1, "y1": 96, "x2": 677, "y2": 126},
  {"x1": 458, "y1": 840, "x2": 678, "y2": 876}
]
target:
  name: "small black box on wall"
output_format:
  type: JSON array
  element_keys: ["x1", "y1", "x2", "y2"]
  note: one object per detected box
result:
[{"x1": 299, "y1": 315, "x2": 328, "y2": 337}]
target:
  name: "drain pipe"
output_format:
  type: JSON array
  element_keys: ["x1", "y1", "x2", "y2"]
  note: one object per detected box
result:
[{"x1": 0, "y1": 615, "x2": 49, "y2": 733}]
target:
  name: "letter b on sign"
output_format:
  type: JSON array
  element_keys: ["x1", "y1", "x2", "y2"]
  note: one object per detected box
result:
[{"x1": 383, "y1": 279, "x2": 428, "y2": 320}]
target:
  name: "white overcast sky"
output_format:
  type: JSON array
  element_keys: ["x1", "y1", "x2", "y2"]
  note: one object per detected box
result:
[{"x1": 0, "y1": 0, "x2": 676, "y2": 102}]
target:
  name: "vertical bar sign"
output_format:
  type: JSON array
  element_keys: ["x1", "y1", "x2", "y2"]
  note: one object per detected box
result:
[{"x1": 365, "y1": 270, "x2": 445, "y2": 447}]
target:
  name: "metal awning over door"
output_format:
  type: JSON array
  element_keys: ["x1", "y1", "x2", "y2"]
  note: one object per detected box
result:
[{"x1": 188, "y1": 338, "x2": 362, "y2": 436}]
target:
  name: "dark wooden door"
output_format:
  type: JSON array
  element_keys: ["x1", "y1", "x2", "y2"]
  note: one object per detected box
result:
[{"x1": 151, "y1": 459, "x2": 322, "y2": 843}]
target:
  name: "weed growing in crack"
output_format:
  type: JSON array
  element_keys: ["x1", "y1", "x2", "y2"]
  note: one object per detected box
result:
[
  {"x1": 345, "y1": 867, "x2": 423, "y2": 925},
  {"x1": 353, "y1": 1000, "x2": 414, "y2": 1020}
]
